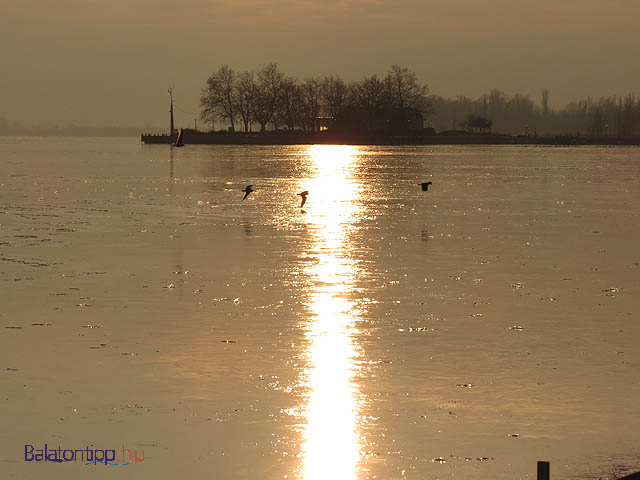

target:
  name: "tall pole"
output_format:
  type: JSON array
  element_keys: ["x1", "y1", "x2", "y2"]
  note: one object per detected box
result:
[{"x1": 168, "y1": 87, "x2": 175, "y2": 136}]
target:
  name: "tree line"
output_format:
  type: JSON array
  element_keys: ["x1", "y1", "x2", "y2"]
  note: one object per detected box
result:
[
  {"x1": 199, "y1": 63, "x2": 431, "y2": 133},
  {"x1": 429, "y1": 89, "x2": 640, "y2": 138},
  {"x1": 201, "y1": 64, "x2": 639, "y2": 138}
]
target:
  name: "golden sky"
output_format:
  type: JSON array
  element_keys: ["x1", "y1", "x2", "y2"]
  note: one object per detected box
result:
[{"x1": 1, "y1": 0, "x2": 638, "y2": 127}]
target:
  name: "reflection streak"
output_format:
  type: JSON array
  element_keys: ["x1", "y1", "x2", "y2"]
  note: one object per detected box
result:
[{"x1": 299, "y1": 145, "x2": 364, "y2": 480}]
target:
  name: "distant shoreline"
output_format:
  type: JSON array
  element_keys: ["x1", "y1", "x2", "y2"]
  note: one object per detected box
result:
[
  {"x1": 141, "y1": 130, "x2": 640, "y2": 146},
  {"x1": 2, "y1": 131, "x2": 638, "y2": 146},
  {"x1": 0, "y1": 127, "x2": 157, "y2": 137}
]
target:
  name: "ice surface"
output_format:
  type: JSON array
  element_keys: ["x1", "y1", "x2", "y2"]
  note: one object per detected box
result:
[{"x1": 1, "y1": 138, "x2": 639, "y2": 479}]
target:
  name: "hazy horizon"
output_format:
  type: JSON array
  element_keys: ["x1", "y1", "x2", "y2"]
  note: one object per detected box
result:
[{"x1": 2, "y1": 0, "x2": 639, "y2": 128}]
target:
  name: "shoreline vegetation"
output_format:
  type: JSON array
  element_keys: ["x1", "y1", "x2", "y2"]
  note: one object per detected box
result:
[{"x1": 188, "y1": 63, "x2": 640, "y2": 144}]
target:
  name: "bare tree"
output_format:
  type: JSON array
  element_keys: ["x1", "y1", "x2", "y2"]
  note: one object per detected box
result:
[
  {"x1": 488, "y1": 88, "x2": 506, "y2": 119},
  {"x1": 235, "y1": 71, "x2": 255, "y2": 133},
  {"x1": 461, "y1": 114, "x2": 492, "y2": 133},
  {"x1": 590, "y1": 106, "x2": 605, "y2": 137},
  {"x1": 320, "y1": 74, "x2": 349, "y2": 118},
  {"x1": 298, "y1": 78, "x2": 322, "y2": 131},
  {"x1": 200, "y1": 65, "x2": 236, "y2": 132},
  {"x1": 276, "y1": 77, "x2": 301, "y2": 131},
  {"x1": 353, "y1": 74, "x2": 390, "y2": 130},
  {"x1": 252, "y1": 63, "x2": 284, "y2": 132},
  {"x1": 620, "y1": 93, "x2": 637, "y2": 137},
  {"x1": 384, "y1": 65, "x2": 429, "y2": 110},
  {"x1": 541, "y1": 88, "x2": 550, "y2": 116}
]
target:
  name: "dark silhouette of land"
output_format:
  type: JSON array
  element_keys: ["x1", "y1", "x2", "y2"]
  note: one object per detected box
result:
[
  {"x1": 142, "y1": 63, "x2": 640, "y2": 145},
  {"x1": 141, "y1": 128, "x2": 640, "y2": 146}
]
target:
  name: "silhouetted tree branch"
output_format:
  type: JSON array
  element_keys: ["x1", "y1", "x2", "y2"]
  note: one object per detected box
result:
[
  {"x1": 200, "y1": 65, "x2": 236, "y2": 132},
  {"x1": 384, "y1": 65, "x2": 429, "y2": 111},
  {"x1": 235, "y1": 71, "x2": 255, "y2": 133}
]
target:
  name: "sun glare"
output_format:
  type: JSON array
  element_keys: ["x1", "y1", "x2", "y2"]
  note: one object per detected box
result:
[{"x1": 298, "y1": 145, "x2": 364, "y2": 480}]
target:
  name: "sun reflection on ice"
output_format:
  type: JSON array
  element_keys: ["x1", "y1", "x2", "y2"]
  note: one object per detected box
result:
[{"x1": 298, "y1": 145, "x2": 365, "y2": 480}]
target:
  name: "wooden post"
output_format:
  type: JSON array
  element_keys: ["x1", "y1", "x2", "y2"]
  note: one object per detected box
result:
[{"x1": 537, "y1": 461, "x2": 550, "y2": 480}]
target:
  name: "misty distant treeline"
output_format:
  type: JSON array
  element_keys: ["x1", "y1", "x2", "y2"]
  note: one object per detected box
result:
[
  {"x1": 429, "y1": 89, "x2": 640, "y2": 137},
  {"x1": 0, "y1": 118, "x2": 153, "y2": 137},
  {"x1": 201, "y1": 63, "x2": 640, "y2": 138}
]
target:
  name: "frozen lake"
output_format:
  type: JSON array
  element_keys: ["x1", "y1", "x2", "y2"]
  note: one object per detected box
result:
[{"x1": 1, "y1": 138, "x2": 639, "y2": 479}]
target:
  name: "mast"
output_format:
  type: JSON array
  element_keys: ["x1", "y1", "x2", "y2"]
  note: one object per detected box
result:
[{"x1": 168, "y1": 86, "x2": 175, "y2": 136}]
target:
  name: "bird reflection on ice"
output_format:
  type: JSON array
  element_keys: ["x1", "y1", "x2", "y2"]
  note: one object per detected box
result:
[{"x1": 297, "y1": 145, "x2": 364, "y2": 480}]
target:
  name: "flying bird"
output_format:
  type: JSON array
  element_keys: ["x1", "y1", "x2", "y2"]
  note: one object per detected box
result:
[
  {"x1": 419, "y1": 181, "x2": 433, "y2": 191},
  {"x1": 243, "y1": 185, "x2": 254, "y2": 200},
  {"x1": 298, "y1": 191, "x2": 308, "y2": 208}
]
